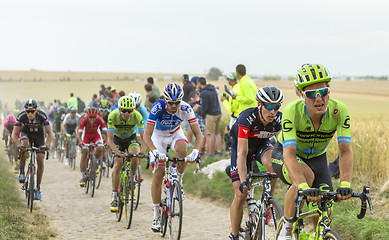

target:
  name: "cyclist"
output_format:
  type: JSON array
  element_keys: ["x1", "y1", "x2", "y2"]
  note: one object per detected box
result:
[
  {"x1": 107, "y1": 96, "x2": 146, "y2": 212},
  {"x1": 61, "y1": 106, "x2": 81, "y2": 165},
  {"x1": 3, "y1": 114, "x2": 18, "y2": 172},
  {"x1": 98, "y1": 98, "x2": 110, "y2": 125},
  {"x1": 77, "y1": 107, "x2": 108, "y2": 187},
  {"x1": 53, "y1": 106, "x2": 67, "y2": 158},
  {"x1": 11, "y1": 99, "x2": 53, "y2": 200},
  {"x1": 129, "y1": 91, "x2": 148, "y2": 181},
  {"x1": 272, "y1": 64, "x2": 353, "y2": 240},
  {"x1": 229, "y1": 87, "x2": 284, "y2": 240},
  {"x1": 143, "y1": 83, "x2": 204, "y2": 232}
]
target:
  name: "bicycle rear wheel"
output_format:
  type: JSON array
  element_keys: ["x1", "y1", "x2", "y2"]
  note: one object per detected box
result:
[
  {"x1": 257, "y1": 198, "x2": 283, "y2": 240},
  {"x1": 134, "y1": 165, "x2": 141, "y2": 210},
  {"x1": 116, "y1": 181, "x2": 123, "y2": 222},
  {"x1": 169, "y1": 180, "x2": 183, "y2": 240},
  {"x1": 125, "y1": 171, "x2": 135, "y2": 229},
  {"x1": 324, "y1": 229, "x2": 342, "y2": 240}
]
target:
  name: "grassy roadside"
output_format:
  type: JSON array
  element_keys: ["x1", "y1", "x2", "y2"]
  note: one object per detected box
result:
[
  {"x1": 180, "y1": 155, "x2": 389, "y2": 240},
  {"x1": 0, "y1": 149, "x2": 56, "y2": 239}
]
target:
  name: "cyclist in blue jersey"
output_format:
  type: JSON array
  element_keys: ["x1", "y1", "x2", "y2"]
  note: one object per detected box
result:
[{"x1": 143, "y1": 83, "x2": 204, "y2": 232}]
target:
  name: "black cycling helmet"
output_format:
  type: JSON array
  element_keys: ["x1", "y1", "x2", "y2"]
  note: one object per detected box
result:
[
  {"x1": 256, "y1": 86, "x2": 284, "y2": 104},
  {"x1": 24, "y1": 99, "x2": 38, "y2": 109}
]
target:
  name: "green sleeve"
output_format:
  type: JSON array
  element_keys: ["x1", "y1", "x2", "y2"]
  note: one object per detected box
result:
[
  {"x1": 335, "y1": 100, "x2": 351, "y2": 142},
  {"x1": 281, "y1": 101, "x2": 298, "y2": 147}
]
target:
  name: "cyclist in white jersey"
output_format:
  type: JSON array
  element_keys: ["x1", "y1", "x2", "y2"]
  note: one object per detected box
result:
[
  {"x1": 61, "y1": 106, "x2": 81, "y2": 164},
  {"x1": 143, "y1": 83, "x2": 204, "y2": 232}
]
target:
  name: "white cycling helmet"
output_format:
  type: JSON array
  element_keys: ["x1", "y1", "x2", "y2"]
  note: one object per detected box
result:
[
  {"x1": 256, "y1": 86, "x2": 284, "y2": 104},
  {"x1": 129, "y1": 91, "x2": 142, "y2": 106}
]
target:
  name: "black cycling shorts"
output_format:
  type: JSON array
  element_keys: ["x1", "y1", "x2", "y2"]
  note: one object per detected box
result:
[
  {"x1": 113, "y1": 134, "x2": 140, "y2": 153},
  {"x1": 19, "y1": 131, "x2": 45, "y2": 148},
  {"x1": 271, "y1": 141, "x2": 333, "y2": 191}
]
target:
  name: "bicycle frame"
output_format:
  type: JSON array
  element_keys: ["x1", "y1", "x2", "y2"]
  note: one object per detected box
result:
[{"x1": 289, "y1": 186, "x2": 373, "y2": 240}]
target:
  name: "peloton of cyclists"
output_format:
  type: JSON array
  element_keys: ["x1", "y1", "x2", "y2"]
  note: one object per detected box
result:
[
  {"x1": 143, "y1": 83, "x2": 204, "y2": 232},
  {"x1": 3, "y1": 114, "x2": 18, "y2": 172},
  {"x1": 11, "y1": 99, "x2": 53, "y2": 200}
]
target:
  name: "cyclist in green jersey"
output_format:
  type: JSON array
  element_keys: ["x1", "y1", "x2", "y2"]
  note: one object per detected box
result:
[
  {"x1": 272, "y1": 64, "x2": 354, "y2": 240},
  {"x1": 108, "y1": 96, "x2": 146, "y2": 212}
]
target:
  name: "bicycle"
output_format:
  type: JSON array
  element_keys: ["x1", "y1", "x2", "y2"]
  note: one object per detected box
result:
[
  {"x1": 19, "y1": 146, "x2": 49, "y2": 212},
  {"x1": 67, "y1": 133, "x2": 77, "y2": 170},
  {"x1": 83, "y1": 143, "x2": 99, "y2": 198},
  {"x1": 56, "y1": 132, "x2": 65, "y2": 162},
  {"x1": 157, "y1": 148, "x2": 201, "y2": 240},
  {"x1": 283, "y1": 185, "x2": 373, "y2": 240},
  {"x1": 234, "y1": 155, "x2": 283, "y2": 240},
  {"x1": 114, "y1": 152, "x2": 143, "y2": 229}
]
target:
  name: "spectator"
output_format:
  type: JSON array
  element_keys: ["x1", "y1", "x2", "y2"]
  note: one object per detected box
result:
[
  {"x1": 235, "y1": 64, "x2": 257, "y2": 113},
  {"x1": 190, "y1": 76, "x2": 199, "y2": 88},
  {"x1": 110, "y1": 91, "x2": 126, "y2": 111},
  {"x1": 144, "y1": 84, "x2": 159, "y2": 111},
  {"x1": 99, "y1": 84, "x2": 106, "y2": 98},
  {"x1": 182, "y1": 74, "x2": 197, "y2": 146},
  {"x1": 111, "y1": 86, "x2": 120, "y2": 105},
  {"x1": 147, "y1": 77, "x2": 160, "y2": 97},
  {"x1": 77, "y1": 97, "x2": 86, "y2": 114},
  {"x1": 89, "y1": 94, "x2": 99, "y2": 108},
  {"x1": 221, "y1": 72, "x2": 240, "y2": 129},
  {"x1": 67, "y1": 93, "x2": 77, "y2": 109},
  {"x1": 196, "y1": 77, "x2": 222, "y2": 157}
]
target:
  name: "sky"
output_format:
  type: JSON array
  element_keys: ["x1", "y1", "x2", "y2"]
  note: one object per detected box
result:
[{"x1": 1, "y1": 0, "x2": 388, "y2": 76}]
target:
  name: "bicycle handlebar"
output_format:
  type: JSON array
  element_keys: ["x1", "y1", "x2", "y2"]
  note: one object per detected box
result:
[
  {"x1": 290, "y1": 185, "x2": 373, "y2": 222},
  {"x1": 246, "y1": 171, "x2": 278, "y2": 181},
  {"x1": 18, "y1": 146, "x2": 50, "y2": 160}
]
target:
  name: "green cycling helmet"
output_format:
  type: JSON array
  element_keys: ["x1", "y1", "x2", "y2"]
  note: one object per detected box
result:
[
  {"x1": 59, "y1": 106, "x2": 66, "y2": 113},
  {"x1": 295, "y1": 63, "x2": 331, "y2": 91},
  {"x1": 118, "y1": 96, "x2": 135, "y2": 110},
  {"x1": 99, "y1": 98, "x2": 109, "y2": 109}
]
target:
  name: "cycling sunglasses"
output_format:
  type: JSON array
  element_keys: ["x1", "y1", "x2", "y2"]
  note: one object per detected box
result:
[
  {"x1": 26, "y1": 110, "x2": 37, "y2": 114},
  {"x1": 120, "y1": 109, "x2": 133, "y2": 114},
  {"x1": 304, "y1": 87, "x2": 329, "y2": 99},
  {"x1": 263, "y1": 104, "x2": 281, "y2": 111},
  {"x1": 70, "y1": 111, "x2": 77, "y2": 114},
  {"x1": 166, "y1": 100, "x2": 181, "y2": 106},
  {"x1": 99, "y1": 109, "x2": 109, "y2": 112}
]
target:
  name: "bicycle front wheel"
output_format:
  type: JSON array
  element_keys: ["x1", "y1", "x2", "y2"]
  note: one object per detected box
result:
[
  {"x1": 324, "y1": 229, "x2": 342, "y2": 240},
  {"x1": 169, "y1": 180, "x2": 183, "y2": 240},
  {"x1": 29, "y1": 166, "x2": 35, "y2": 212},
  {"x1": 116, "y1": 181, "x2": 123, "y2": 222},
  {"x1": 134, "y1": 165, "x2": 141, "y2": 210},
  {"x1": 89, "y1": 156, "x2": 96, "y2": 197},
  {"x1": 257, "y1": 198, "x2": 283, "y2": 240},
  {"x1": 124, "y1": 171, "x2": 135, "y2": 229}
]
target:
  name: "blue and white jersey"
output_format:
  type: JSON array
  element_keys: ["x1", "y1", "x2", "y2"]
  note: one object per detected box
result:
[{"x1": 147, "y1": 100, "x2": 197, "y2": 134}]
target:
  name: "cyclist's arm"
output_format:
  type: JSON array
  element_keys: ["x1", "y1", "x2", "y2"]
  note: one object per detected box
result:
[
  {"x1": 138, "y1": 131, "x2": 147, "y2": 153},
  {"x1": 143, "y1": 123, "x2": 157, "y2": 151},
  {"x1": 237, "y1": 137, "x2": 248, "y2": 183},
  {"x1": 107, "y1": 131, "x2": 120, "y2": 154},
  {"x1": 283, "y1": 145, "x2": 306, "y2": 186},
  {"x1": 338, "y1": 142, "x2": 353, "y2": 183},
  {"x1": 189, "y1": 121, "x2": 203, "y2": 151},
  {"x1": 11, "y1": 125, "x2": 20, "y2": 146},
  {"x1": 44, "y1": 124, "x2": 54, "y2": 147}
]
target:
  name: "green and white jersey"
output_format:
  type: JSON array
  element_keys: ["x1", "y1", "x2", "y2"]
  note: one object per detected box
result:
[
  {"x1": 278, "y1": 98, "x2": 351, "y2": 159},
  {"x1": 107, "y1": 109, "x2": 144, "y2": 139}
]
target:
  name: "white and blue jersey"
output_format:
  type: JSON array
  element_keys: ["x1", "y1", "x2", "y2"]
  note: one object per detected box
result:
[{"x1": 147, "y1": 100, "x2": 197, "y2": 134}]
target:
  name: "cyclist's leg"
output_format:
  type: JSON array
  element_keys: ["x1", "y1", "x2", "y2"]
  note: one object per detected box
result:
[
  {"x1": 127, "y1": 134, "x2": 141, "y2": 175},
  {"x1": 18, "y1": 135, "x2": 30, "y2": 172},
  {"x1": 33, "y1": 134, "x2": 46, "y2": 189},
  {"x1": 171, "y1": 129, "x2": 189, "y2": 183},
  {"x1": 112, "y1": 137, "x2": 125, "y2": 191},
  {"x1": 257, "y1": 139, "x2": 277, "y2": 195},
  {"x1": 229, "y1": 137, "x2": 247, "y2": 237}
]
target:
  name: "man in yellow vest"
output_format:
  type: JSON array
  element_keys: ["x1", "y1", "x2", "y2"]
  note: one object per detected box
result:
[{"x1": 235, "y1": 64, "x2": 257, "y2": 113}]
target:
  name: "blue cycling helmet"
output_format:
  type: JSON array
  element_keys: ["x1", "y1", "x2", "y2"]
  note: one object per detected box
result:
[{"x1": 163, "y1": 83, "x2": 184, "y2": 101}]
